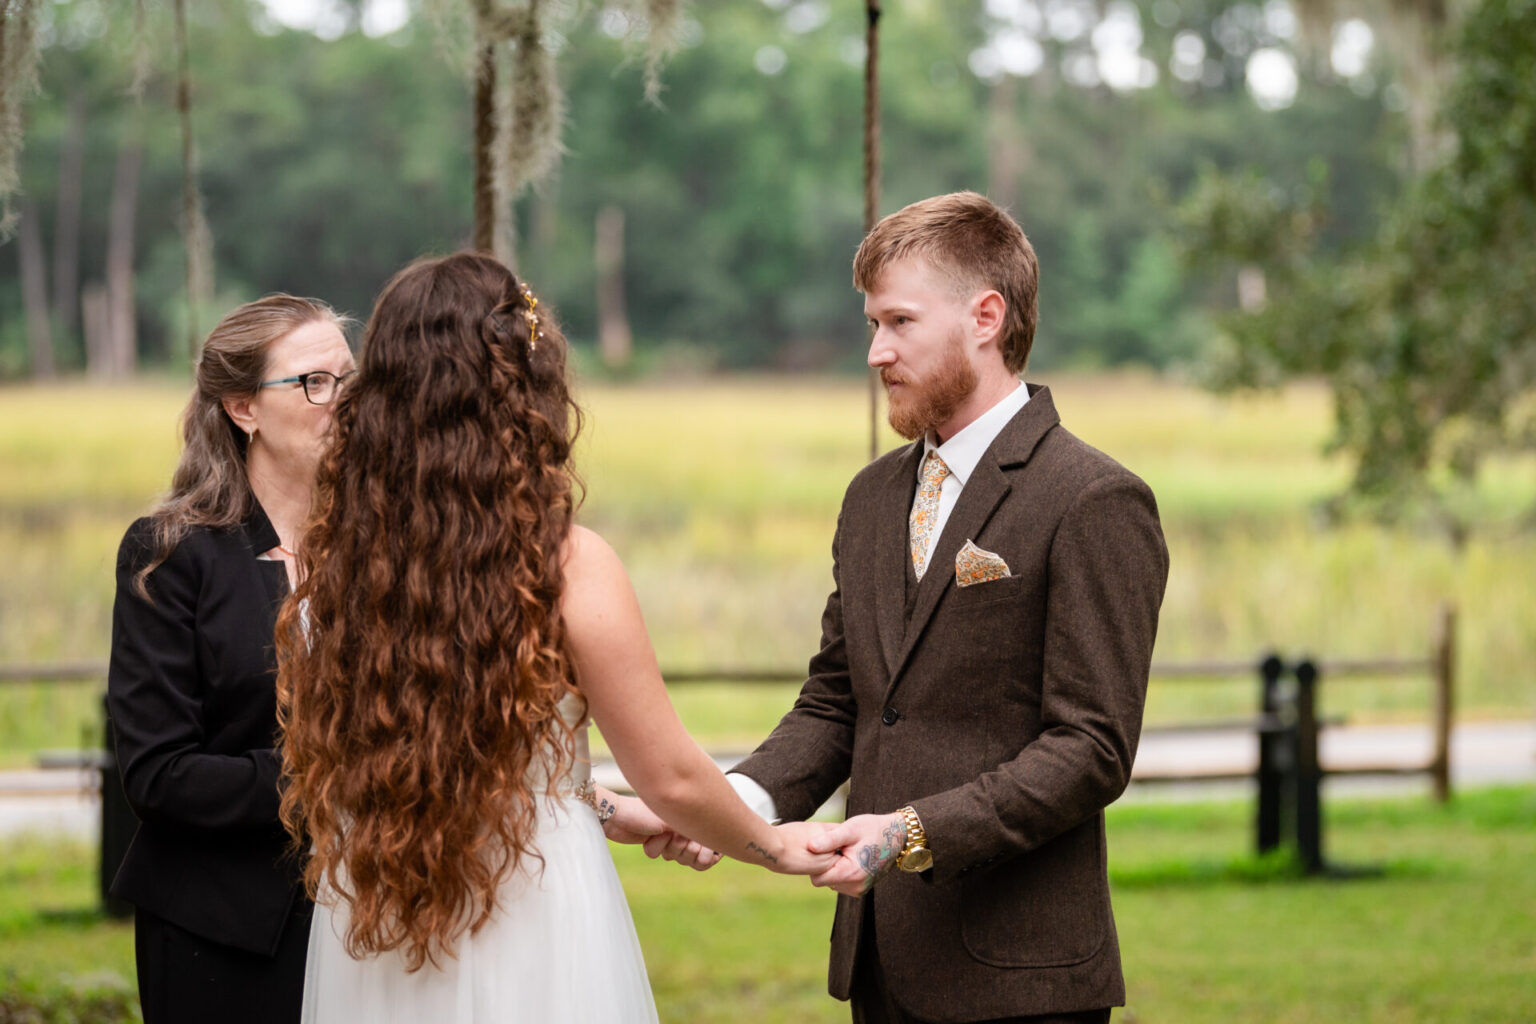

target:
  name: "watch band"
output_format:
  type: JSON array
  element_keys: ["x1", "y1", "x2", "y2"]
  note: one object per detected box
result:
[{"x1": 899, "y1": 806, "x2": 928, "y2": 853}]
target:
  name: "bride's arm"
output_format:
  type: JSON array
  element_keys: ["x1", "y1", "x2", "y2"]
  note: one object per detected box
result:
[
  {"x1": 591, "y1": 785, "x2": 721, "y2": 869},
  {"x1": 560, "y1": 527, "x2": 832, "y2": 875}
]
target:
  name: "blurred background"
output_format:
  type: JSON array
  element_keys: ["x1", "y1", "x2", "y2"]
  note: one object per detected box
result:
[{"x1": 1, "y1": 0, "x2": 1533, "y2": 1021}]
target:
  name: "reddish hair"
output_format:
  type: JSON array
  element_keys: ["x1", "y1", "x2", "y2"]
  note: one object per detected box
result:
[
  {"x1": 853, "y1": 191, "x2": 1040, "y2": 372},
  {"x1": 276, "y1": 252, "x2": 582, "y2": 971}
]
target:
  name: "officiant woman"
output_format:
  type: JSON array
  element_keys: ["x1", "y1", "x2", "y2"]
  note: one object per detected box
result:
[{"x1": 105, "y1": 295, "x2": 354, "y2": 1024}]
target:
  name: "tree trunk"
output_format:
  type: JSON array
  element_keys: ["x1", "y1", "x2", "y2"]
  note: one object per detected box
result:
[
  {"x1": 82, "y1": 281, "x2": 110, "y2": 379},
  {"x1": 52, "y1": 92, "x2": 85, "y2": 339},
  {"x1": 106, "y1": 139, "x2": 141, "y2": 378},
  {"x1": 18, "y1": 200, "x2": 54, "y2": 378},
  {"x1": 175, "y1": 0, "x2": 214, "y2": 362},
  {"x1": 472, "y1": 41, "x2": 496, "y2": 253},
  {"x1": 986, "y1": 75, "x2": 1026, "y2": 215},
  {"x1": 531, "y1": 181, "x2": 558, "y2": 252},
  {"x1": 595, "y1": 204, "x2": 632, "y2": 371},
  {"x1": 492, "y1": 58, "x2": 517, "y2": 271}
]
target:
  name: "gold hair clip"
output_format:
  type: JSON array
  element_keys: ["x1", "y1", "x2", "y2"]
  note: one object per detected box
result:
[{"x1": 520, "y1": 282, "x2": 539, "y2": 352}]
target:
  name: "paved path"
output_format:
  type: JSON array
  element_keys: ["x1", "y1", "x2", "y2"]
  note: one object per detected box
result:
[{"x1": 5, "y1": 720, "x2": 1532, "y2": 838}]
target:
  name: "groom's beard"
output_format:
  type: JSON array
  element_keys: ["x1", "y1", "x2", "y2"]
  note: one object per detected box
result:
[{"x1": 883, "y1": 328, "x2": 978, "y2": 441}]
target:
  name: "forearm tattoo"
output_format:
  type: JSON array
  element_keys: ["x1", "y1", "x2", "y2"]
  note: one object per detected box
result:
[
  {"x1": 855, "y1": 818, "x2": 908, "y2": 893},
  {"x1": 745, "y1": 840, "x2": 779, "y2": 866}
]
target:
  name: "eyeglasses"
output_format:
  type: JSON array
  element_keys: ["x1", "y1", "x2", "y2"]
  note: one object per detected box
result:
[{"x1": 258, "y1": 369, "x2": 356, "y2": 406}]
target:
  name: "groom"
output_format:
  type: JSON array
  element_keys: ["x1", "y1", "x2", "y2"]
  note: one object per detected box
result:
[{"x1": 725, "y1": 192, "x2": 1169, "y2": 1023}]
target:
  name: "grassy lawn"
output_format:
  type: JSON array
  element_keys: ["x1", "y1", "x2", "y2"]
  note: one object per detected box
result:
[{"x1": 3, "y1": 787, "x2": 1533, "y2": 1021}]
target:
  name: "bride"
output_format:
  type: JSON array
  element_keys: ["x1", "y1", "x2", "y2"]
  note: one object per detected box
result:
[{"x1": 275, "y1": 252, "x2": 832, "y2": 1021}]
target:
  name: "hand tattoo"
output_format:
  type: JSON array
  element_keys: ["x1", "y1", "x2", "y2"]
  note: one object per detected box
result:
[
  {"x1": 855, "y1": 818, "x2": 908, "y2": 893},
  {"x1": 745, "y1": 841, "x2": 779, "y2": 866}
]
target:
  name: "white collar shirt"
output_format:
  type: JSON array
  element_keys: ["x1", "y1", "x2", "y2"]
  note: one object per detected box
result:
[{"x1": 910, "y1": 380, "x2": 1030, "y2": 571}]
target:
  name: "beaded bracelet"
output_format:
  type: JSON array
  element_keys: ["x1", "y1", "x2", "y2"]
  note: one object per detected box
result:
[{"x1": 574, "y1": 778, "x2": 617, "y2": 824}]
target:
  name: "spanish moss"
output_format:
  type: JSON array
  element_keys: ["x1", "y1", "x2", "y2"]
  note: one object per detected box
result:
[{"x1": 0, "y1": 0, "x2": 42, "y2": 241}]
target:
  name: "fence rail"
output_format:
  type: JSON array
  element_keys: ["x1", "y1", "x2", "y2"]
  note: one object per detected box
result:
[
  {"x1": 0, "y1": 607, "x2": 1456, "y2": 798},
  {"x1": 0, "y1": 663, "x2": 104, "y2": 684},
  {"x1": 3, "y1": 604, "x2": 1458, "y2": 801},
  {"x1": 0, "y1": 604, "x2": 1458, "y2": 891},
  {"x1": 0, "y1": 657, "x2": 1440, "y2": 686}
]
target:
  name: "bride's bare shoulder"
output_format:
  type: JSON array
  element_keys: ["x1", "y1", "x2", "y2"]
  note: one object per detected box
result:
[
  {"x1": 561, "y1": 525, "x2": 626, "y2": 592},
  {"x1": 560, "y1": 526, "x2": 645, "y2": 653}
]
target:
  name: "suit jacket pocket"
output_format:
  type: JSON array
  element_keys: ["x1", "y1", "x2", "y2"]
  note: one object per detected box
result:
[
  {"x1": 959, "y1": 823, "x2": 1108, "y2": 968},
  {"x1": 947, "y1": 571, "x2": 1028, "y2": 609}
]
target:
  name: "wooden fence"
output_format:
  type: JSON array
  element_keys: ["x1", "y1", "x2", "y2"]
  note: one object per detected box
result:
[
  {"x1": 0, "y1": 606, "x2": 1457, "y2": 799},
  {"x1": 0, "y1": 604, "x2": 1458, "y2": 892}
]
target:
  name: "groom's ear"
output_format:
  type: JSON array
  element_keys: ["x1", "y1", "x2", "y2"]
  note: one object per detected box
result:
[{"x1": 971, "y1": 290, "x2": 1006, "y2": 348}]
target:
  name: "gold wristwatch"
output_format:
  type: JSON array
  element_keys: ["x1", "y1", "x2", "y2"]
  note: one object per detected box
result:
[{"x1": 895, "y1": 806, "x2": 932, "y2": 873}]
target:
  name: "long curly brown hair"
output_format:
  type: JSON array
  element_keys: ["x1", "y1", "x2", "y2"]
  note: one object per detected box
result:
[{"x1": 275, "y1": 252, "x2": 582, "y2": 972}]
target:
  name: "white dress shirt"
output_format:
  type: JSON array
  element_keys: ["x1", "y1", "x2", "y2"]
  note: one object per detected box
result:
[
  {"x1": 728, "y1": 379, "x2": 1030, "y2": 822},
  {"x1": 910, "y1": 380, "x2": 1030, "y2": 575}
]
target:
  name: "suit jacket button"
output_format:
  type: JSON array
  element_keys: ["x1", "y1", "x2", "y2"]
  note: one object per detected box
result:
[{"x1": 881, "y1": 708, "x2": 899, "y2": 726}]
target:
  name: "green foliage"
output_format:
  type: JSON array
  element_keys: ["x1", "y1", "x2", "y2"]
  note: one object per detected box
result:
[
  {"x1": 0, "y1": 1, "x2": 1409, "y2": 373},
  {"x1": 1178, "y1": 0, "x2": 1536, "y2": 532}
]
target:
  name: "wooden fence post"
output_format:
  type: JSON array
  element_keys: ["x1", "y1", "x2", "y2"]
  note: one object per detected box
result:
[
  {"x1": 1256, "y1": 653, "x2": 1285, "y2": 855},
  {"x1": 1293, "y1": 659, "x2": 1324, "y2": 874},
  {"x1": 1431, "y1": 603, "x2": 1457, "y2": 803}
]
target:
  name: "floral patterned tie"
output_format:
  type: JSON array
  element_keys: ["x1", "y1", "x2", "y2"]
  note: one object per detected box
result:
[{"x1": 909, "y1": 451, "x2": 951, "y2": 580}]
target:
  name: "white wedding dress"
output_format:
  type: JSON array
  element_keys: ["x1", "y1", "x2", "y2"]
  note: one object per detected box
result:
[{"x1": 300, "y1": 697, "x2": 658, "y2": 1022}]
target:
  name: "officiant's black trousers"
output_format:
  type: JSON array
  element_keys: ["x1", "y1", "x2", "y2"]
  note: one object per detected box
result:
[
  {"x1": 850, "y1": 898, "x2": 1112, "y2": 1024},
  {"x1": 134, "y1": 901, "x2": 312, "y2": 1024}
]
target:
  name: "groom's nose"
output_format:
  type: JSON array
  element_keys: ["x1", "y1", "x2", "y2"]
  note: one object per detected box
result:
[{"x1": 867, "y1": 332, "x2": 896, "y2": 369}]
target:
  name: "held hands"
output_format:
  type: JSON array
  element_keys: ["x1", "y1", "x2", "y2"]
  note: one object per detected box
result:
[
  {"x1": 640, "y1": 819, "x2": 839, "y2": 876},
  {"x1": 805, "y1": 812, "x2": 908, "y2": 897},
  {"x1": 641, "y1": 829, "x2": 723, "y2": 871},
  {"x1": 598, "y1": 790, "x2": 723, "y2": 871},
  {"x1": 764, "y1": 820, "x2": 840, "y2": 876}
]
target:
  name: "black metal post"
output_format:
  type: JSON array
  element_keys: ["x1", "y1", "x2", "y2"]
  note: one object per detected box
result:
[
  {"x1": 1293, "y1": 659, "x2": 1324, "y2": 874},
  {"x1": 1256, "y1": 653, "x2": 1285, "y2": 854}
]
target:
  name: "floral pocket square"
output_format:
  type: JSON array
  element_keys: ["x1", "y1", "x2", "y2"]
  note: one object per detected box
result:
[{"x1": 955, "y1": 540, "x2": 1011, "y2": 587}]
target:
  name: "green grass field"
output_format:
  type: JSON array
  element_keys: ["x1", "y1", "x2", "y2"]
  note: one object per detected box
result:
[
  {"x1": 3, "y1": 375, "x2": 1532, "y2": 1020},
  {"x1": 1, "y1": 375, "x2": 1533, "y2": 768},
  {"x1": 4, "y1": 788, "x2": 1533, "y2": 1021}
]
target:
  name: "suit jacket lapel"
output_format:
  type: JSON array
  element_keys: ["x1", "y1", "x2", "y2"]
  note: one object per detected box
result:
[
  {"x1": 884, "y1": 384, "x2": 1062, "y2": 694},
  {"x1": 874, "y1": 442, "x2": 923, "y2": 678},
  {"x1": 888, "y1": 459, "x2": 1010, "y2": 690}
]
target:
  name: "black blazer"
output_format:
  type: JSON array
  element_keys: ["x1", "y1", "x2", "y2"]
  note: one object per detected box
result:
[{"x1": 107, "y1": 500, "x2": 306, "y2": 957}]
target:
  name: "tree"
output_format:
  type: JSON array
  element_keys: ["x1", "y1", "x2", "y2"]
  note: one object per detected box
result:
[
  {"x1": 0, "y1": 0, "x2": 42, "y2": 241},
  {"x1": 1179, "y1": 0, "x2": 1536, "y2": 535},
  {"x1": 0, "y1": 0, "x2": 1419, "y2": 376},
  {"x1": 453, "y1": 0, "x2": 682, "y2": 266}
]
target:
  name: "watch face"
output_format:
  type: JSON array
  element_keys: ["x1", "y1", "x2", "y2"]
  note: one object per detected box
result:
[{"x1": 899, "y1": 846, "x2": 933, "y2": 873}]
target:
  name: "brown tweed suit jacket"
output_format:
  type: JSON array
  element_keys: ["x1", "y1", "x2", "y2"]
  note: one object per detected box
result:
[{"x1": 733, "y1": 385, "x2": 1169, "y2": 1022}]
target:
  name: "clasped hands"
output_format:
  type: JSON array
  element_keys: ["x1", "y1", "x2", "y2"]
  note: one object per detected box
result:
[{"x1": 602, "y1": 790, "x2": 907, "y2": 896}]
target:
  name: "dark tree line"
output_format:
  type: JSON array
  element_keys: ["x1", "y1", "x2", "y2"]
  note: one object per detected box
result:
[{"x1": 1, "y1": 0, "x2": 1410, "y2": 380}]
